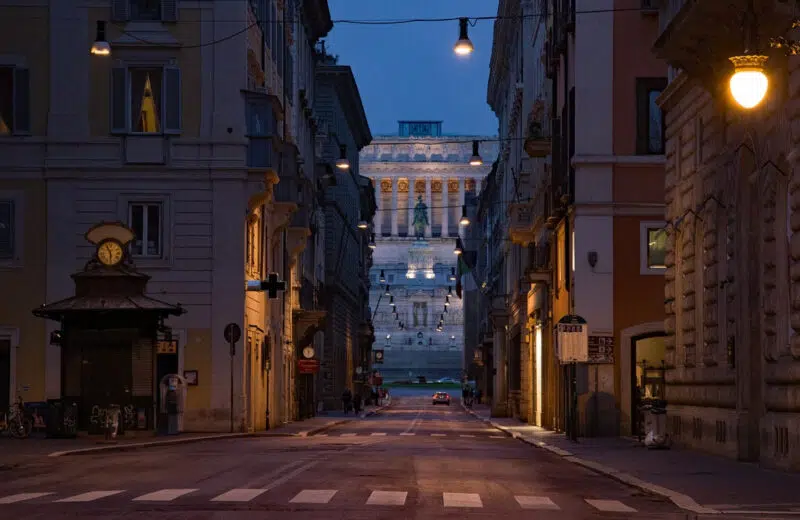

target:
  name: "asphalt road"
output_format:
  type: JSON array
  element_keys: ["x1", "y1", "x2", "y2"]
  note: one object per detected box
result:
[{"x1": 0, "y1": 389, "x2": 690, "y2": 519}]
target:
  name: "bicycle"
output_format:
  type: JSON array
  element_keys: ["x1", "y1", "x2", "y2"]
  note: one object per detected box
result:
[{"x1": 0, "y1": 396, "x2": 33, "y2": 439}]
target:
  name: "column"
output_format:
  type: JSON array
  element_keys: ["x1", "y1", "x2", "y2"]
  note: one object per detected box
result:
[
  {"x1": 441, "y1": 178, "x2": 449, "y2": 238},
  {"x1": 408, "y1": 181, "x2": 415, "y2": 236},
  {"x1": 391, "y1": 178, "x2": 398, "y2": 236},
  {"x1": 425, "y1": 177, "x2": 432, "y2": 238},
  {"x1": 374, "y1": 178, "x2": 383, "y2": 237},
  {"x1": 458, "y1": 178, "x2": 467, "y2": 236}
]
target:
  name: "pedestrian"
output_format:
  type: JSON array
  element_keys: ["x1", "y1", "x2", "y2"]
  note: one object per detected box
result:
[
  {"x1": 342, "y1": 388, "x2": 352, "y2": 414},
  {"x1": 353, "y1": 392, "x2": 362, "y2": 414}
]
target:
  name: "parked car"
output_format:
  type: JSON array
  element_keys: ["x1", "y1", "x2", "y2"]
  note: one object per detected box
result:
[{"x1": 432, "y1": 392, "x2": 451, "y2": 406}]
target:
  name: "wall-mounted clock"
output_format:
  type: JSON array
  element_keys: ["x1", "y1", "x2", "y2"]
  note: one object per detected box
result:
[
  {"x1": 302, "y1": 346, "x2": 315, "y2": 359},
  {"x1": 97, "y1": 239, "x2": 124, "y2": 266}
]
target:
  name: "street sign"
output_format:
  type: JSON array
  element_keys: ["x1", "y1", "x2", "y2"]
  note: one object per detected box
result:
[
  {"x1": 224, "y1": 323, "x2": 241, "y2": 344},
  {"x1": 157, "y1": 340, "x2": 177, "y2": 354},
  {"x1": 245, "y1": 272, "x2": 287, "y2": 299},
  {"x1": 297, "y1": 359, "x2": 320, "y2": 374}
]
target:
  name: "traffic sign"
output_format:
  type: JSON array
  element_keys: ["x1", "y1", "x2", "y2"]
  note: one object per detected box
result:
[{"x1": 224, "y1": 323, "x2": 241, "y2": 344}]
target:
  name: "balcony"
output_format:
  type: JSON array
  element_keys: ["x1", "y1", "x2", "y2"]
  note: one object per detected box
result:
[
  {"x1": 508, "y1": 202, "x2": 536, "y2": 246},
  {"x1": 653, "y1": 0, "x2": 794, "y2": 92}
]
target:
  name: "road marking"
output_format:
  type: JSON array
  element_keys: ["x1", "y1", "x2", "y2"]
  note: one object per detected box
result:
[
  {"x1": 399, "y1": 432, "x2": 415, "y2": 436},
  {"x1": 55, "y1": 490, "x2": 124, "y2": 503},
  {"x1": 431, "y1": 433, "x2": 446, "y2": 437},
  {"x1": 289, "y1": 489, "x2": 338, "y2": 504},
  {"x1": 0, "y1": 492, "x2": 53, "y2": 504},
  {"x1": 211, "y1": 489, "x2": 268, "y2": 502},
  {"x1": 515, "y1": 495, "x2": 560, "y2": 510},
  {"x1": 443, "y1": 492, "x2": 483, "y2": 508},
  {"x1": 133, "y1": 489, "x2": 197, "y2": 502},
  {"x1": 366, "y1": 490, "x2": 407, "y2": 506},
  {"x1": 586, "y1": 499, "x2": 637, "y2": 512},
  {"x1": 340, "y1": 433, "x2": 357, "y2": 437},
  {"x1": 370, "y1": 432, "x2": 387, "y2": 436},
  {"x1": 459, "y1": 434, "x2": 475, "y2": 438}
]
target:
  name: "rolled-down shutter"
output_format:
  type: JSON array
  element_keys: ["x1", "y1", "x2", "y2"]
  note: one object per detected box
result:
[
  {"x1": 111, "y1": 67, "x2": 127, "y2": 133},
  {"x1": 111, "y1": 0, "x2": 129, "y2": 22},
  {"x1": 163, "y1": 66, "x2": 181, "y2": 134},
  {"x1": 161, "y1": 0, "x2": 178, "y2": 22}
]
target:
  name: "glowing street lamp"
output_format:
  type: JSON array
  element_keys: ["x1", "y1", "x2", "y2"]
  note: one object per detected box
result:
[
  {"x1": 454, "y1": 18, "x2": 474, "y2": 56},
  {"x1": 729, "y1": 54, "x2": 769, "y2": 109},
  {"x1": 90, "y1": 21, "x2": 111, "y2": 56}
]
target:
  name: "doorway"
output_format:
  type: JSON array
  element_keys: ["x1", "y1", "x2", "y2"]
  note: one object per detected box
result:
[
  {"x1": 631, "y1": 333, "x2": 666, "y2": 437},
  {"x1": 0, "y1": 339, "x2": 10, "y2": 416}
]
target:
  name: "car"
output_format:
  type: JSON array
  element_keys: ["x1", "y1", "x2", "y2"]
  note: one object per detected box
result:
[{"x1": 432, "y1": 392, "x2": 450, "y2": 405}]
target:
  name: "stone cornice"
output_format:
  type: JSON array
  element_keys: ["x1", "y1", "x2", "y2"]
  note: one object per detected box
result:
[{"x1": 360, "y1": 163, "x2": 493, "y2": 176}]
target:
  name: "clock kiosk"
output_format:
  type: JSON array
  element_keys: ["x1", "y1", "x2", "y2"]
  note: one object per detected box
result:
[{"x1": 33, "y1": 222, "x2": 185, "y2": 435}]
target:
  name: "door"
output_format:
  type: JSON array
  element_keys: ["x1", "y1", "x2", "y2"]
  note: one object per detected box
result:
[
  {"x1": 81, "y1": 339, "x2": 133, "y2": 433},
  {"x1": 631, "y1": 333, "x2": 666, "y2": 437},
  {"x1": 0, "y1": 339, "x2": 10, "y2": 416}
]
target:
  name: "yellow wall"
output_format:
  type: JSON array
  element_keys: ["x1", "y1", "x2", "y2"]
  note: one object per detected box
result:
[{"x1": 184, "y1": 328, "x2": 211, "y2": 415}]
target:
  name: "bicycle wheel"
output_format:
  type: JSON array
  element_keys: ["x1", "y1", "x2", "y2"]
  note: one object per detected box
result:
[{"x1": 10, "y1": 417, "x2": 32, "y2": 439}]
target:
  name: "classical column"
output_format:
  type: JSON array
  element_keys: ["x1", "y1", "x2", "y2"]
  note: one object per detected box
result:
[
  {"x1": 391, "y1": 178, "x2": 398, "y2": 236},
  {"x1": 459, "y1": 177, "x2": 467, "y2": 235},
  {"x1": 425, "y1": 177, "x2": 432, "y2": 238},
  {"x1": 441, "y1": 178, "x2": 449, "y2": 238},
  {"x1": 374, "y1": 178, "x2": 383, "y2": 237},
  {"x1": 408, "y1": 180, "x2": 415, "y2": 235}
]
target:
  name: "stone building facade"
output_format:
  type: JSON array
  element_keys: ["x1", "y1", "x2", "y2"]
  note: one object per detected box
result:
[
  {"x1": 654, "y1": 0, "x2": 800, "y2": 468},
  {"x1": 361, "y1": 121, "x2": 497, "y2": 382}
]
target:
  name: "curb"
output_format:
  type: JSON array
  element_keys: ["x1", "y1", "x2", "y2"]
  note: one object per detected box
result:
[
  {"x1": 48, "y1": 403, "x2": 393, "y2": 456},
  {"x1": 461, "y1": 403, "x2": 718, "y2": 516}
]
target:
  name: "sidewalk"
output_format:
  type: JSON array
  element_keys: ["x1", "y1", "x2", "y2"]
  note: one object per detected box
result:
[
  {"x1": 465, "y1": 403, "x2": 800, "y2": 515},
  {"x1": 0, "y1": 402, "x2": 388, "y2": 468}
]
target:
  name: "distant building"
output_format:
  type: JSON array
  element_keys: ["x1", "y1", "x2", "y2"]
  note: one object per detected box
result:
[{"x1": 360, "y1": 121, "x2": 497, "y2": 382}]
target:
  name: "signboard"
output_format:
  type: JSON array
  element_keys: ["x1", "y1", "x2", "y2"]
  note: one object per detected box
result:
[
  {"x1": 297, "y1": 359, "x2": 320, "y2": 374},
  {"x1": 556, "y1": 315, "x2": 588, "y2": 364},
  {"x1": 588, "y1": 335, "x2": 614, "y2": 364},
  {"x1": 156, "y1": 340, "x2": 177, "y2": 354}
]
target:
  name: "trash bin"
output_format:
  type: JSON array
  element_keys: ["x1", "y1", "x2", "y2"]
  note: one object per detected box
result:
[
  {"x1": 45, "y1": 399, "x2": 78, "y2": 439},
  {"x1": 642, "y1": 398, "x2": 669, "y2": 449}
]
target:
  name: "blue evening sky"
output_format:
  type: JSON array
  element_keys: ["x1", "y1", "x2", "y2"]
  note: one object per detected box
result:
[{"x1": 326, "y1": 0, "x2": 499, "y2": 137}]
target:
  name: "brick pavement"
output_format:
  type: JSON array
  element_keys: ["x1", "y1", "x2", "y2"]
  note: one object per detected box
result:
[{"x1": 466, "y1": 403, "x2": 800, "y2": 514}]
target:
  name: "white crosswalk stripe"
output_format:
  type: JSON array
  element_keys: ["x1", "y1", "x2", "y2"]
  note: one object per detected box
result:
[
  {"x1": 586, "y1": 499, "x2": 637, "y2": 512},
  {"x1": 370, "y1": 432, "x2": 387, "y2": 436},
  {"x1": 459, "y1": 434, "x2": 475, "y2": 438},
  {"x1": 366, "y1": 490, "x2": 407, "y2": 506},
  {"x1": 0, "y1": 488, "x2": 642, "y2": 511},
  {"x1": 0, "y1": 492, "x2": 53, "y2": 504},
  {"x1": 55, "y1": 491, "x2": 124, "y2": 503},
  {"x1": 431, "y1": 433, "x2": 446, "y2": 437},
  {"x1": 289, "y1": 489, "x2": 338, "y2": 504},
  {"x1": 211, "y1": 489, "x2": 268, "y2": 502},
  {"x1": 443, "y1": 492, "x2": 483, "y2": 508},
  {"x1": 133, "y1": 489, "x2": 197, "y2": 502},
  {"x1": 515, "y1": 495, "x2": 560, "y2": 510},
  {"x1": 339, "y1": 433, "x2": 357, "y2": 437},
  {"x1": 399, "y1": 432, "x2": 416, "y2": 436}
]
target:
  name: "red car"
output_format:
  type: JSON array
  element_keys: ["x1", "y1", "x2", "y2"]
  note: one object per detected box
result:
[{"x1": 432, "y1": 392, "x2": 450, "y2": 405}]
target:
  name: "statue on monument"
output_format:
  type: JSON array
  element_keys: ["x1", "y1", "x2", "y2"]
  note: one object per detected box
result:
[{"x1": 412, "y1": 195, "x2": 429, "y2": 239}]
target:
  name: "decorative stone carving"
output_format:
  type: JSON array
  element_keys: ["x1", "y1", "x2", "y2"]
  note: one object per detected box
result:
[
  {"x1": 701, "y1": 202, "x2": 719, "y2": 366},
  {"x1": 381, "y1": 179, "x2": 392, "y2": 193},
  {"x1": 762, "y1": 166, "x2": 780, "y2": 362},
  {"x1": 431, "y1": 180, "x2": 442, "y2": 193},
  {"x1": 466, "y1": 179, "x2": 476, "y2": 192},
  {"x1": 448, "y1": 179, "x2": 459, "y2": 192},
  {"x1": 398, "y1": 179, "x2": 409, "y2": 193},
  {"x1": 414, "y1": 179, "x2": 425, "y2": 193}
]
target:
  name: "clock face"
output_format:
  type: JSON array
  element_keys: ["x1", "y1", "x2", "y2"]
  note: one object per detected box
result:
[
  {"x1": 97, "y1": 240, "x2": 124, "y2": 266},
  {"x1": 302, "y1": 346, "x2": 315, "y2": 359}
]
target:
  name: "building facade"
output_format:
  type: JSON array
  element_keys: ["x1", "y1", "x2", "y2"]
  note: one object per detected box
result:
[
  {"x1": 0, "y1": 0, "x2": 356, "y2": 433},
  {"x1": 654, "y1": 0, "x2": 800, "y2": 468},
  {"x1": 362, "y1": 121, "x2": 496, "y2": 382},
  {"x1": 476, "y1": 0, "x2": 668, "y2": 438},
  {"x1": 314, "y1": 55, "x2": 375, "y2": 409}
]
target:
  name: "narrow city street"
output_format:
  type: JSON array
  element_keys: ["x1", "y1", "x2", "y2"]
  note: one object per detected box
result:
[{"x1": 0, "y1": 389, "x2": 689, "y2": 519}]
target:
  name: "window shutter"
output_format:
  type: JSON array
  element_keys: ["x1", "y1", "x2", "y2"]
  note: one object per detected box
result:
[
  {"x1": 13, "y1": 67, "x2": 30, "y2": 134},
  {"x1": 161, "y1": 0, "x2": 178, "y2": 22},
  {"x1": 111, "y1": 0, "x2": 130, "y2": 22},
  {"x1": 163, "y1": 66, "x2": 181, "y2": 134},
  {"x1": 111, "y1": 67, "x2": 127, "y2": 133}
]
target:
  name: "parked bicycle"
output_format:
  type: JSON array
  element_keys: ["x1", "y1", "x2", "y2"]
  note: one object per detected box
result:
[{"x1": 0, "y1": 396, "x2": 33, "y2": 439}]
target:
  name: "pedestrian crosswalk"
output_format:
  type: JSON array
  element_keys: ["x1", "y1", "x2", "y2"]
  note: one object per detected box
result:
[
  {"x1": 312, "y1": 431, "x2": 508, "y2": 438},
  {"x1": 0, "y1": 487, "x2": 652, "y2": 512}
]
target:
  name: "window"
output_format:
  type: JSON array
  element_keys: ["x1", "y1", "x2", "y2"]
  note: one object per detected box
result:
[
  {"x1": 129, "y1": 202, "x2": 163, "y2": 257},
  {"x1": 0, "y1": 201, "x2": 14, "y2": 259},
  {"x1": 112, "y1": 0, "x2": 177, "y2": 22},
  {"x1": 0, "y1": 66, "x2": 30, "y2": 135},
  {"x1": 246, "y1": 217, "x2": 260, "y2": 276},
  {"x1": 412, "y1": 302, "x2": 428, "y2": 327},
  {"x1": 111, "y1": 66, "x2": 181, "y2": 134},
  {"x1": 246, "y1": 98, "x2": 277, "y2": 167},
  {"x1": 640, "y1": 221, "x2": 667, "y2": 274},
  {"x1": 635, "y1": 78, "x2": 667, "y2": 155}
]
